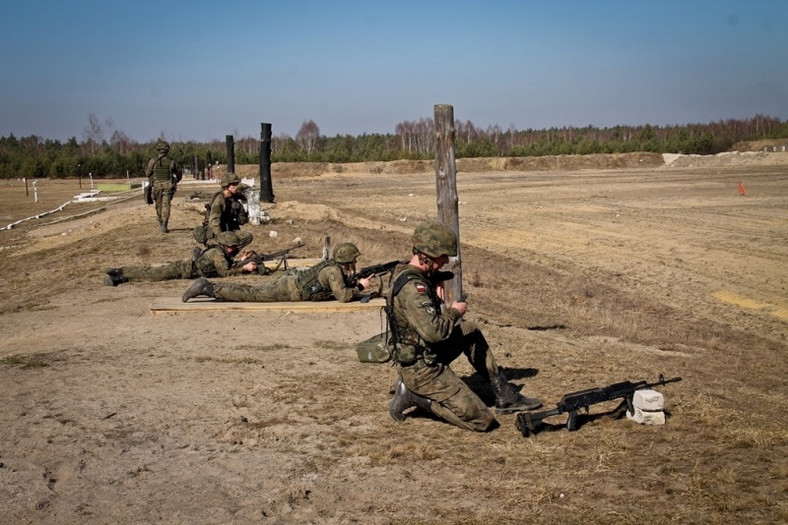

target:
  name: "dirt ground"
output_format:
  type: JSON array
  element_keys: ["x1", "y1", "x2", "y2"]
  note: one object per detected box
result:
[{"x1": 1, "y1": 152, "x2": 786, "y2": 524}]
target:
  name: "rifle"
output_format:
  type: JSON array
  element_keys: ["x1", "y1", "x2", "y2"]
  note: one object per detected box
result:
[
  {"x1": 237, "y1": 242, "x2": 305, "y2": 274},
  {"x1": 515, "y1": 374, "x2": 682, "y2": 437},
  {"x1": 356, "y1": 260, "x2": 400, "y2": 280}
]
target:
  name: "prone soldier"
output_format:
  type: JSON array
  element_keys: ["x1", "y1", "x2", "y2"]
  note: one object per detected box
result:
[
  {"x1": 181, "y1": 242, "x2": 378, "y2": 303},
  {"x1": 103, "y1": 231, "x2": 257, "y2": 286}
]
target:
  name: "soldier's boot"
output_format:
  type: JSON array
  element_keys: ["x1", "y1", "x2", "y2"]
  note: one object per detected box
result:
[
  {"x1": 105, "y1": 267, "x2": 123, "y2": 276},
  {"x1": 103, "y1": 271, "x2": 128, "y2": 287},
  {"x1": 181, "y1": 277, "x2": 215, "y2": 303},
  {"x1": 491, "y1": 371, "x2": 543, "y2": 414},
  {"x1": 160, "y1": 220, "x2": 169, "y2": 233},
  {"x1": 389, "y1": 377, "x2": 432, "y2": 422}
]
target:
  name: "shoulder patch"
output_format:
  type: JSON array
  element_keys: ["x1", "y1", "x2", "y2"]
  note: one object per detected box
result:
[{"x1": 414, "y1": 283, "x2": 427, "y2": 293}]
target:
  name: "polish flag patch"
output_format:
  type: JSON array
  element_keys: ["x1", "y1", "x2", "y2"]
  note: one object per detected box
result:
[{"x1": 415, "y1": 283, "x2": 427, "y2": 293}]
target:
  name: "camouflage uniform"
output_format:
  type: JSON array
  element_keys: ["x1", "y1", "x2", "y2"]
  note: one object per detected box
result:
[
  {"x1": 145, "y1": 140, "x2": 181, "y2": 233},
  {"x1": 388, "y1": 221, "x2": 542, "y2": 432},
  {"x1": 209, "y1": 260, "x2": 363, "y2": 302},
  {"x1": 181, "y1": 243, "x2": 368, "y2": 303},
  {"x1": 104, "y1": 232, "x2": 252, "y2": 286},
  {"x1": 193, "y1": 173, "x2": 253, "y2": 247},
  {"x1": 208, "y1": 194, "x2": 252, "y2": 247},
  {"x1": 389, "y1": 263, "x2": 500, "y2": 431}
]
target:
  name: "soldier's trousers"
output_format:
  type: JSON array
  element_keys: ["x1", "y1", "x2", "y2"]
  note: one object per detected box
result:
[
  {"x1": 213, "y1": 274, "x2": 302, "y2": 302},
  {"x1": 123, "y1": 260, "x2": 195, "y2": 282},
  {"x1": 397, "y1": 320, "x2": 500, "y2": 432},
  {"x1": 153, "y1": 180, "x2": 175, "y2": 223}
]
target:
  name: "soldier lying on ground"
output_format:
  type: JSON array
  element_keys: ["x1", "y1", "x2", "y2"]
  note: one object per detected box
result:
[
  {"x1": 103, "y1": 231, "x2": 258, "y2": 286},
  {"x1": 387, "y1": 220, "x2": 543, "y2": 432},
  {"x1": 181, "y1": 242, "x2": 380, "y2": 303}
]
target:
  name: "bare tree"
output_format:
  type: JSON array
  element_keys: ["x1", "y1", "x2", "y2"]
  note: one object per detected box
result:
[
  {"x1": 110, "y1": 129, "x2": 133, "y2": 154},
  {"x1": 296, "y1": 120, "x2": 320, "y2": 155},
  {"x1": 83, "y1": 113, "x2": 103, "y2": 154}
]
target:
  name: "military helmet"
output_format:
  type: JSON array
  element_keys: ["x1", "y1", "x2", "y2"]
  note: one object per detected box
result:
[
  {"x1": 412, "y1": 220, "x2": 458, "y2": 258},
  {"x1": 156, "y1": 140, "x2": 170, "y2": 153},
  {"x1": 221, "y1": 172, "x2": 242, "y2": 188},
  {"x1": 333, "y1": 242, "x2": 361, "y2": 264},
  {"x1": 216, "y1": 231, "x2": 241, "y2": 247}
]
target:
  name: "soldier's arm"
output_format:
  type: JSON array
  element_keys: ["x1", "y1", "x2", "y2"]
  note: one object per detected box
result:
[
  {"x1": 172, "y1": 159, "x2": 182, "y2": 182},
  {"x1": 398, "y1": 280, "x2": 461, "y2": 343},
  {"x1": 207, "y1": 197, "x2": 225, "y2": 236},
  {"x1": 203, "y1": 249, "x2": 245, "y2": 277},
  {"x1": 320, "y1": 266, "x2": 360, "y2": 303},
  {"x1": 145, "y1": 159, "x2": 155, "y2": 178}
]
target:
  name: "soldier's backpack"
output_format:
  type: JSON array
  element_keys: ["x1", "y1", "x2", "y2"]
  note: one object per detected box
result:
[
  {"x1": 355, "y1": 332, "x2": 392, "y2": 363},
  {"x1": 356, "y1": 270, "x2": 422, "y2": 364},
  {"x1": 294, "y1": 259, "x2": 335, "y2": 300}
]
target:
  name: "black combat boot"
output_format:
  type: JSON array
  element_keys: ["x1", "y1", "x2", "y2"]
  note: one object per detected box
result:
[
  {"x1": 389, "y1": 377, "x2": 432, "y2": 422},
  {"x1": 181, "y1": 277, "x2": 215, "y2": 302},
  {"x1": 491, "y1": 371, "x2": 543, "y2": 413},
  {"x1": 103, "y1": 271, "x2": 128, "y2": 286}
]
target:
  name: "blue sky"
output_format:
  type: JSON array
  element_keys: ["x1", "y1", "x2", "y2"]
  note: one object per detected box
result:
[{"x1": 1, "y1": 0, "x2": 786, "y2": 143}]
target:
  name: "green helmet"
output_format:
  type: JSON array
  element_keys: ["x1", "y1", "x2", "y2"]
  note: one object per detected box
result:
[
  {"x1": 156, "y1": 140, "x2": 170, "y2": 154},
  {"x1": 412, "y1": 220, "x2": 458, "y2": 258},
  {"x1": 216, "y1": 231, "x2": 241, "y2": 247},
  {"x1": 221, "y1": 172, "x2": 242, "y2": 188},
  {"x1": 333, "y1": 242, "x2": 361, "y2": 264}
]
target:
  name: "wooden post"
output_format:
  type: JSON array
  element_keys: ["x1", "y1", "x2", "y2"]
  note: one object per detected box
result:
[
  {"x1": 259, "y1": 123, "x2": 274, "y2": 202},
  {"x1": 226, "y1": 135, "x2": 235, "y2": 174},
  {"x1": 433, "y1": 104, "x2": 463, "y2": 303}
]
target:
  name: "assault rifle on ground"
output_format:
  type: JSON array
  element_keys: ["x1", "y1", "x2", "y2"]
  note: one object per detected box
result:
[
  {"x1": 237, "y1": 242, "x2": 305, "y2": 274},
  {"x1": 515, "y1": 374, "x2": 682, "y2": 437}
]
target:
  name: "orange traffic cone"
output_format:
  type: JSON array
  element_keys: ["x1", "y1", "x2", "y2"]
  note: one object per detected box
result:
[{"x1": 737, "y1": 180, "x2": 746, "y2": 196}]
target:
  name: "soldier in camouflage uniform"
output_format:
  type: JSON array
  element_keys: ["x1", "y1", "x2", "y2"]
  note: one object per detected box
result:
[
  {"x1": 180, "y1": 242, "x2": 373, "y2": 303},
  {"x1": 387, "y1": 220, "x2": 542, "y2": 432},
  {"x1": 103, "y1": 232, "x2": 257, "y2": 286},
  {"x1": 145, "y1": 140, "x2": 182, "y2": 233},
  {"x1": 193, "y1": 172, "x2": 253, "y2": 247}
]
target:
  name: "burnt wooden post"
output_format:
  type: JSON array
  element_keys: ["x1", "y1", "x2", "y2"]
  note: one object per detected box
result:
[
  {"x1": 226, "y1": 135, "x2": 235, "y2": 174},
  {"x1": 259, "y1": 122, "x2": 275, "y2": 202},
  {"x1": 433, "y1": 104, "x2": 463, "y2": 303}
]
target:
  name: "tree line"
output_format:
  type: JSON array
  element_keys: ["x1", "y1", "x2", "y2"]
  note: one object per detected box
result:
[{"x1": 1, "y1": 114, "x2": 786, "y2": 179}]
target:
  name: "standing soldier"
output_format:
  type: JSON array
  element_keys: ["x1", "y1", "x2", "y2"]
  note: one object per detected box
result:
[
  {"x1": 145, "y1": 140, "x2": 181, "y2": 233},
  {"x1": 386, "y1": 221, "x2": 542, "y2": 432}
]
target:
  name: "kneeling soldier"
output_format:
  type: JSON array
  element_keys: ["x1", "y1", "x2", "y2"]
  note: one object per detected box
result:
[{"x1": 387, "y1": 220, "x2": 542, "y2": 432}]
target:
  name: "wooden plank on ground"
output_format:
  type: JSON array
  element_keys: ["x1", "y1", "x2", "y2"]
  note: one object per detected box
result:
[{"x1": 151, "y1": 296, "x2": 385, "y2": 315}]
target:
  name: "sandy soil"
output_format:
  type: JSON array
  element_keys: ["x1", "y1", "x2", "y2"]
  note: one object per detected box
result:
[{"x1": 1, "y1": 152, "x2": 786, "y2": 524}]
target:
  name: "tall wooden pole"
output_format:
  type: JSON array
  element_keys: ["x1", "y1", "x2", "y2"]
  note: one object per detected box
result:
[
  {"x1": 259, "y1": 123, "x2": 275, "y2": 202},
  {"x1": 226, "y1": 135, "x2": 235, "y2": 174},
  {"x1": 433, "y1": 104, "x2": 462, "y2": 303}
]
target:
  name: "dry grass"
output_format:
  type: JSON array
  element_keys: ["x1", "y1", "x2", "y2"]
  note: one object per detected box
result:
[{"x1": 1, "y1": 164, "x2": 786, "y2": 524}]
